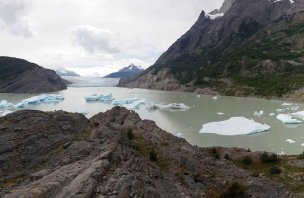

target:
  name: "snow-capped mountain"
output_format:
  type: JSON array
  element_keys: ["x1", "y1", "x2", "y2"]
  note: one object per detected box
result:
[
  {"x1": 56, "y1": 68, "x2": 80, "y2": 77},
  {"x1": 104, "y1": 63, "x2": 144, "y2": 78}
]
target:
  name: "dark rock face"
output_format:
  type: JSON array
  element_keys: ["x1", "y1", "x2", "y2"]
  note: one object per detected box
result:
[
  {"x1": 119, "y1": 0, "x2": 304, "y2": 98},
  {"x1": 0, "y1": 107, "x2": 292, "y2": 197},
  {"x1": 0, "y1": 57, "x2": 68, "y2": 93}
]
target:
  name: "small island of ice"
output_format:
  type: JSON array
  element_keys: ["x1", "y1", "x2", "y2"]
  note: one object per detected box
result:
[
  {"x1": 276, "y1": 114, "x2": 302, "y2": 124},
  {"x1": 199, "y1": 117, "x2": 271, "y2": 136},
  {"x1": 85, "y1": 93, "x2": 113, "y2": 102},
  {"x1": 148, "y1": 103, "x2": 190, "y2": 111},
  {"x1": 14, "y1": 94, "x2": 64, "y2": 109}
]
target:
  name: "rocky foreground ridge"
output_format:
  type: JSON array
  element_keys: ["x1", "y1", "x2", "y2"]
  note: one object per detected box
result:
[
  {"x1": 1, "y1": 107, "x2": 304, "y2": 197},
  {"x1": 0, "y1": 56, "x2": 67, "y2": 93},
  {"x1": 119, "y1": 0, "x2": 304, "y2": 98}
]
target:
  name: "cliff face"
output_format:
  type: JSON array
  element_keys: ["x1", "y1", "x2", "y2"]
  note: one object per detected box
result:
[
  {"x1": 0, "y1": 57, "x2": 67, "y2": 93},
  {"x1": 119, "y1": 0, "x2": 304, "y2": 98},
  {"x1": 2, "y1": 107, "x2": 302, "y2": 197}
]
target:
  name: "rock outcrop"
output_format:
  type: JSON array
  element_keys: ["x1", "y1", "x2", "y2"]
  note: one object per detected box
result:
[
  {"x1": 0, "y1": 57, "x2": 68, "y2": 93},
  {"x1": 1, "y1": 107, "x2": 301, "y2": 197}
]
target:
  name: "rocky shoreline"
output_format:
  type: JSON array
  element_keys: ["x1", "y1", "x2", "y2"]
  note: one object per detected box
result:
[{"x1": 1, "y1": 107, "x2": 304, "y2": 197}]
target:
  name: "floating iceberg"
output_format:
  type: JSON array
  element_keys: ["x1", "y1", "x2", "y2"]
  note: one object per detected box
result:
[
  {"x1": 112, "y1": 98, "x2": 145, "y2": 109},
  {"x1": 276, "y1": 114, "x2": 302, "y2": 124},
  {"x1": 0, "y1": 100, "x2": 13, "y2": 109},
  {"x1": 291, "y1": 106, "x2": 299, "y2": 111},
  {"x1": 212, "y1": 96, "x2": 218, "y2": 100},
  {"x1": 269, "y1": 113, "x2": 275, "y2": 117},
  {"x1": 301, "y1": 143, "x2": 304, "y2": 147},
  {"x1": 85, "y1": 93, "x2": 113, "y2": 102},
  {"x1": 14, "y1": 94, "x2": 64, "y2": 109},
  {"x1": 199, "y1": 117, "x2": 271, "y2": 136},
  {"x1": 217, "y1": 112, "x2": 225, "y2": 115},
  {"x1": 254, "y1": 111, "x2": 264, "y2": 117},
  {"x1": 276, "y1": 109, "x2": 285, "y2": 113},
  {"x1": 147, "y1": 103, "x2": 190, "y2": 111},
  {"x1": 290, "y1": 111, "x2": 304, "y2": 118},
  {"x1": 0, "y1": 110, "x2": 13, "y2": 117},
  {"x1": 286, "y1": 139, "x2": 295, "y2": 144},
  {"x1": 281, "y1": 103, "x2": 293, "y2": 106}
]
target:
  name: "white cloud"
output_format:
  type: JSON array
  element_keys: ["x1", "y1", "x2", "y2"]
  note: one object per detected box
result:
[
  {"x1": 0, "y1": 0, "x2": 224, "y2": 75},
  {"x1": 0, "y1": 0, "x2": 34, "y2": 38},
  {"x1": 72, "y1": 25, "x2": 120, "y2": 54}
]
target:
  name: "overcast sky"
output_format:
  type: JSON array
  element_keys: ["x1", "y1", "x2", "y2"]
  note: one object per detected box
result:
[{"x1": 0, "y1": 0, "x2": 224, "y2": 76}]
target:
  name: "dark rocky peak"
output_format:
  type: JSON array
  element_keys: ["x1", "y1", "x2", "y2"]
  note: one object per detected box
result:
[
  {"x1": 155, "y1": 0, "x2": 304, "y2": 66},
  {"x1": 209, "y1": 0, "x2": 236, "y2": 15}
]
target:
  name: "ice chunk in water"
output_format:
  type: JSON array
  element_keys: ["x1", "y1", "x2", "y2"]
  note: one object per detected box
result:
[
  {"x1": 148, "y1": 103, "x2": 190, "y2": 111},
  {"x1": 286, "y1": 139, "x2": 295, "y2": 143},
  {"x1": 217, "y1": 112, "x2": 225, "y2": 115},
  {"x1": 212, "y1": 96, "x2": 218, "y2": 100},
  {"x1": 112, "y1": 98, "x2": 145, "y2": 109},
  {"x1": 281, "y1": 103, "x2": 293, "y2": 106},
  {"x1": 85, "y1": 93, "x2": 113, "y2": 102},
  {"x1": 254, "y1": 111, "x2": 264, "y2": 117},
  {"x1": 276, "y1": 109, "x2": 285, "y2": 113},
  {"x1": 14, "y1": 94, "x2": 64, "y2": 109},
  {"x1": 301, "y1": 143, "x2": 304, "y2": 147},
  {"x1": 276, "y1": 114, "x2": 302, "y2": 124},
  {"x1": 269, "y1": 113, "x2": 275, "y2": 117},
  {"x1": 290, "y1": 111, "x2": 304, "y2": 118},
  {"x1": 0, "y1": 100, "x2": 13, "y2": 109},
  {"x1": 200, "y1": 117, "x2": 270, "y2": 136}
]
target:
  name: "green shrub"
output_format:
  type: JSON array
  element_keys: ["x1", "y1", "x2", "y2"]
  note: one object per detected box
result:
[
  {"x1": 268, "y1": 153, "x2": 278, "y2": 162},
  {"x1": 242, "y1": 156, "x2": 253, "y2": 165},
  {"x1": 149, "y1": 149, "x2": 158, "y2": 161},
  {"x1": 260, "y1": 152, "x2": 279, "y2": 163},
  {"x1": 297, "y1": 152, "x2": 304, "y2": 159},
  {"x1": 211, "y1": 148, "x2": 220, "y2": 160},
  {"x1": 127, "y1": 128, "x2": 134, "y2": 140},
  {"x1": 270, "y1": 166, "x2": 282, "y2": 175},
  {"x1": 260, "y1": 152, "x2": 269, "y2": 163},
  {"x1": 218, "y1": 182, "x2": 248, "y2": 198}
]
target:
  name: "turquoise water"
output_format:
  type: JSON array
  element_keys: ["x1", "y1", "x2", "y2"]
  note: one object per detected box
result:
[{"x1": 1, "y1": 86, "x2": 304, "y2": 155}]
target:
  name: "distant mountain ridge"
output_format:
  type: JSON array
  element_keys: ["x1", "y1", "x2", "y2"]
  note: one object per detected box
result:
[
  {"x1": 119, "y1": 0, "x2": 304, "y2": 98},
  {"x1": 0, "y1": 56, "x2": 67, "y2": 93},
  {"x1": 104, "y1": 63, "x2": 144, "y2": 78},
  {"x1": 56, "y1": 68, "x2": 80, "y2": 77}
]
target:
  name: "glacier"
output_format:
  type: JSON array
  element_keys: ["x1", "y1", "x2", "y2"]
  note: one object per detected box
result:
[
  {"x1": 276, "y1": 114, "x2": 302, "y2": 124},
  {"x1": 199, "y1": 117, "x2": 271, "y2": 136},
  {"x1": 0, "y1": 110, "x2": 13, "y2": 117}
]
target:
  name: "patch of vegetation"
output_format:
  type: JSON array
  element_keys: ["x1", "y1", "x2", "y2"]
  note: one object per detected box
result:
[
  {"x1": 127, "y1": 128, "x2": 134, "y2": 140},
  {"x1": 55, "y1": 145, "x2": 64, "y2": 157},
  {"x1": 270, "y1": 166, "x2": 282, "y2": 175},
  {"x1": 260, "y1": 152, "x2": 279, "y2": 163},
  {"x1": 297, "y1": 151, "x2": 304, "y2": 159},
  {"x1": 149, "y1": 149, "x2": 158, "y2": 161},
  {"x1": 242, "y1": 156, "x2": 253, "y2": 165},
  {"x1": 211, "y1": 148, "x2": 220, "y2": 160},
  {"x1": 217, "y1": 182, "x2": 248, "y2": 198}
]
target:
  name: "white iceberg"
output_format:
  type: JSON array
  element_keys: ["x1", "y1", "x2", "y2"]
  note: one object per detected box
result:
[
  {"x1": 269, "y1": 113, "x2": 275, "y2": 117},
  {"x1": 112, "y1": 98, "x2": 145, "y2": 109},
  {"x1": 199, "y1": 117, "x2": 271, "y2": 136},
  {"x1": 290, "y1": 111, "x2": 304, "y2": 118},
  {"x1": 286, "y1": 139, "x2": 295, "y2": 143},
  {"x1": 276, "y1": 114, "x2": 302, "y2": 124},
  {"x1": 212, "y1": 96, "x2": 218, "y2": 100},
  {"x1": 85, "y1": 93, "x2": 113, "y2": 102},
  {"x1": 301, "y1": 143, "x2": 304, "y2": 147},
  {"x1": 217, "y1": 112, "x2": 225, "y2": 115},
  {"x1": 0, "y1": 100, "x2": 13, "y2": 109},
  {"x1": 291, "y1": 106, "x2": 299, "y2": 111},
  {"x1": 147, "y1": 103, "x2": 190, "y2": 111},
  {"x1": 14, "y1": 94, "x2": 64, "y2": 109},
  {"x1": 281, "y1": 103, "x2": 293, "y2": 106},
  {"x1": 254, "y1": 111, "x2": 264, "y2": 117},
  {"x1": 0, "y1": 110, "x2": 13, "y2": 117},
  {"x1": 276, "y1": 109, "x2": 285, "y2": 113}
]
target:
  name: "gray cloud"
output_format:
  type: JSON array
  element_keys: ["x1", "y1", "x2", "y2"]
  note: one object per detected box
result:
[
  {"x1": 0, "y1": 0, "x2": 33, "y2": 38},
  {"x1": 72, "y1": 25, "x2": 120, "y2": 54}
]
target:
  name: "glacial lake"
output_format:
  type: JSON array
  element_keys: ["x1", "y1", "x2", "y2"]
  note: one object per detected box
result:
[{"x1": 1, "y1": 85, "x2": 304, "y2": 155}]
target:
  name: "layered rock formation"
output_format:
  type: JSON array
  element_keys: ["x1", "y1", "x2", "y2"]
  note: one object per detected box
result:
[
  {"x1": 0, "y1": 57, "x2": 67, "y2": 93},
  {"x1": 1, "y1": 107, "x2": 304, "y2": 197}
]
